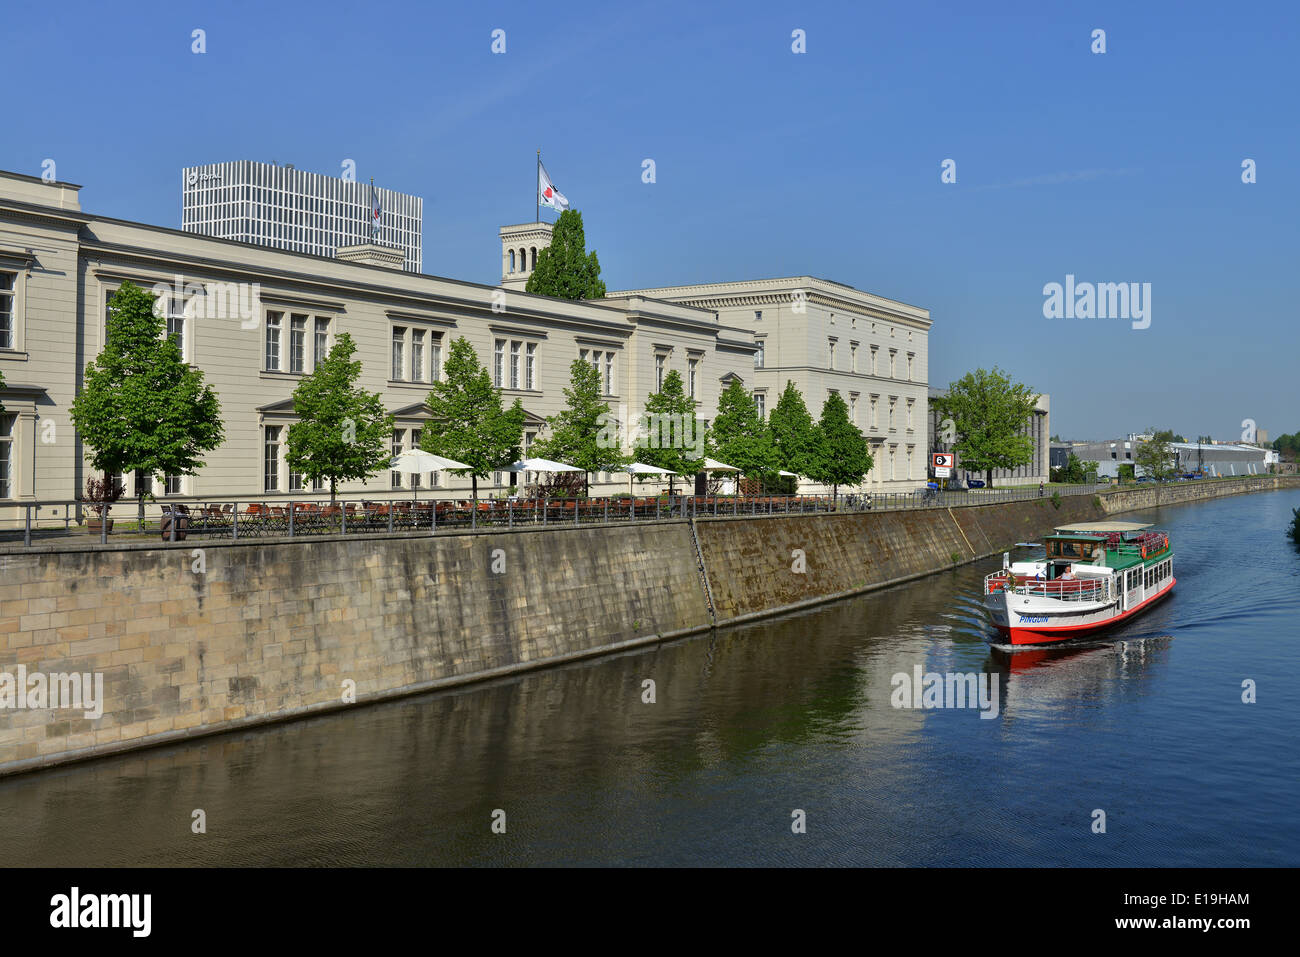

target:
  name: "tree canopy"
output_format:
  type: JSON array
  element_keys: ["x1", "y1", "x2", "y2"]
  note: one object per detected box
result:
[
  {"x1": 532, "y1": 358, "x2": 626, "y2": 495},
  {"x1": 768, "y1": 381, "x2": 824, "y2": 478},
  {"x1": 525, "y1": 210, "x2": 607, "y2": 300},
  {"x1": 422, "y1": 337, "x2": 525, "y2": 501},
  {"x1": 931, "y1": 367, "x2": 1040, "y2": 488},
  {"x1": 806, "y1": 391, "x2": 873, "y2": 498},
  {"x1": 710, "y1": 378, "x2": 776, "y2": 481},
  {"x1": 1135, "y1": 428, "x2": 1179, "y2": 481},
  {"x1": 285, "y1": 332, "x2": 394, "y2": 500},
  {"x1": 69, "y1": 281, "x2": 224, "y2": 504},
  {"x1": 636, "y1": 369, "x2": 704, "y2": 492}
]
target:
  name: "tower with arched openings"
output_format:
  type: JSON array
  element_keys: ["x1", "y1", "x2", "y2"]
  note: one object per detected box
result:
[{"x1": 499, "y1": 221, "x2": 554, "y2": 290}]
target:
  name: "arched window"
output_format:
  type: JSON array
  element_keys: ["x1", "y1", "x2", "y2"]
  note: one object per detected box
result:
[
  {"x1": 519, "y1": 248, "x2": 527, "y2": 271},
  {"x1": 508, "y1": 250, "x2": 515, "y2": 273},
  {"x1": 530, "y1": 247, "x2": 537, "y2": 269}
]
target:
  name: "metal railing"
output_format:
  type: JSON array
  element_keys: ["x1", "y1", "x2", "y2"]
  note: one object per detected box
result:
[
  {"x1": 985, "y1": 571, "x2": 1111, "y2": 603},
  {"x1": 0, "y1": 482, "x2": 1111, "y2": 548}
]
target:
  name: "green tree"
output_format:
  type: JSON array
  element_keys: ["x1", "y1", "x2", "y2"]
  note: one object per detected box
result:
[
  {"x1": 532, "y1": 358, "x2": 626, "y2": 497},
  {"x1": 710, "y1": 379, "x2": 776, "y2": 486},
  {"x1": 285, "y1": 332, "x2": 394, "y2": 501},
  {"x1": 1135, "y1": 428, "x2": 1178, "y2": 481},
  {"x1": 525, "y1": 210, "x2": 607, "y2": 300},
  {"x1": 931, "y1": 367, "x2": 1040, "y2": 488},
  {"x1": 422, "y1": 337, "x2": 525, "y2": 502},
  {"x1": 768, "y1": 380, "x2": 824, "y2": 479},
  {"x1": 70, "y1": 281, "x2": 224, "y2": 518},
  {"x1": 806, "y1": 391, "x2": 873, "y2": 501},
  {"x1": 637, "y1": 369, "x2": 704, "y2": 493}
]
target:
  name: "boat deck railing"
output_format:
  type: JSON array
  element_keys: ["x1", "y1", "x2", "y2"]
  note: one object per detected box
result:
[{"x1": 986, "y1": 571, "x2": 1112, "y2": 603}]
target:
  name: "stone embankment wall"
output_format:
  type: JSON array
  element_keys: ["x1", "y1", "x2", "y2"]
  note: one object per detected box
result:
[{"x1": 1, "y1": 475, "x2": 1294, "y2": 775}]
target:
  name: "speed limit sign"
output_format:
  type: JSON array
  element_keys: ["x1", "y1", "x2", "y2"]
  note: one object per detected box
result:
[{"x1": 932, "y1": 452, "x2": 955, "y2": 477}]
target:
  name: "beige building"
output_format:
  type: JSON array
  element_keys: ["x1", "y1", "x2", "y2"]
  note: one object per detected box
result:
[
  {"x1": 610, "y1": 278, "x2": 933, "y2": 490},
  {"x1": 0, "y1": 168, "x2": 931, "y2": 525}
]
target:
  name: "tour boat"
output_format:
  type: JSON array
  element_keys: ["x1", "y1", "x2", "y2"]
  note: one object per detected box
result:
[{"x1": 983, "y1": 521, "x2": 1175, "y2": 646}]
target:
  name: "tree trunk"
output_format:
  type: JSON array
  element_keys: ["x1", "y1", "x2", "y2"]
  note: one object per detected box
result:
[
  {"x1": 986, "y1": 468, "x2": 993, "y2": 489},
  {"x1": 330, "y1": 478, "x2": 337, "y2": 503},
  {"x1": 137, "y1": 490, "x2": 145, "y2": 528},
  {"x1": 472, "y1": 474, "x2": 479, "y2": 504}
]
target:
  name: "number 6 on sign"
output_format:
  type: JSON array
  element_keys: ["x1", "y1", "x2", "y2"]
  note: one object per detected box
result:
[{"x1": 932, "y1": 452, "x2": 955, "y2": 478}]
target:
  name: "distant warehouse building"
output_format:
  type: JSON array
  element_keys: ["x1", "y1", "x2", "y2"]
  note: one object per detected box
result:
[{"x1": 1074, "y1": 436, "x2": 1270, "y2": 477}]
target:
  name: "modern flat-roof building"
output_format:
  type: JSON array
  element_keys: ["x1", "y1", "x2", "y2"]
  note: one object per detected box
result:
[
  {"x1": 181, "y1": 161, "x2": 423, "y2": 273},
  {"x1": 607, "y1": 277, "x2": 933, "y2": 491}
]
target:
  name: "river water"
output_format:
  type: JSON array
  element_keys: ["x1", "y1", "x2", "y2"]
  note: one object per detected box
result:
[{"x1": 2, "y1": 489, "x2": 1297, "y2": 867}]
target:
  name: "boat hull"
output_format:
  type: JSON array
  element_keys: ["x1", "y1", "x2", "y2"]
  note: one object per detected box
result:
[{"x1": 991, "y1": 578, "x2": 1175, "y2": 646}]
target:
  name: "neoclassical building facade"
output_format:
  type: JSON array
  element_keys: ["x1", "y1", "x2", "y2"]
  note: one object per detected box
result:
[
  {"x1": 0, "y1": 167, "x2": 933, "y2": 524},
  {"x1": 609, "y1": 278, "x2": 933, "y2": 490}
]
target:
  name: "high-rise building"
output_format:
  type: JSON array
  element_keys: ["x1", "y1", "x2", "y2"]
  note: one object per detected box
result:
[{"x1": 181, "y1": 161, "x2": 422, "y2": 272}]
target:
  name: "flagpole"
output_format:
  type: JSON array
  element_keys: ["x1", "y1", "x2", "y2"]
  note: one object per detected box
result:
[{"x1": 536, "y1": 149, "x2": 540, "y2": 223}]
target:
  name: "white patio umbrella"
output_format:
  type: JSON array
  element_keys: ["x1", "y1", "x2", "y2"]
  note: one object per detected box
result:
[
  {"x1": 702, "y1": 457, "x2": 740, "y2": 495},
  {"x1": 389, "y1": 449, "x2": 471, "y2": 502},
  {"x1": 624, "y1": 462, "x2": 676, "y2": 497},
  {"x1": 502, "y1": 457, "x2": 583, "y2": 472},
  {"x1": 503, "y1": 457, "x2": 584, "y2": 499}
]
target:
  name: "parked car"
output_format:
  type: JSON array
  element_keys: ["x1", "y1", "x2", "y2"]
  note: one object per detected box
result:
[
  {"x1": 1136, "y1": 475, "x2": 1156, "y2": 483},
  {"x1": 966, "y1": 478, "x2": 986, "y2": 489}
]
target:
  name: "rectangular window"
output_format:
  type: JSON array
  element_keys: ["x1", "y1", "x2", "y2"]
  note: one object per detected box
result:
[
  {"x1": 907, "y1": 353, "x2": 915, "y2": 381},
  {"x1": 754, "y1": 393, "x2": 765, "y2": 419},
  {"x1": 851, "y1": 344, "x2": 858, "y2": 373},
  {"x1": 165, "y1": 474, "x2": 182, "y2": 495},
  {"x1": 432, "y1": 337, "x2": 443, "y2": 383},
  {"x1": 392, "y1": 429, "x2": 404, "y2": 488},
  {"x1": 828, "y1": 339, "x2": 836, "y2": 369},
  {"x1": 754, "y1": 310, "x2": 762, "y2": 321},
  {"x1": 889, "y1": 350, "x2": 897, "y2": 378},
  {"x1": 314, "y1": 317, "x2": 330, "y2": 369},
  {"x1": 264, "y1": 426, "x2": 282, "y2": 492},
  {"x1": 265, "y1": 311, "x2": 283, "y2": 370},
  {"x1": 907, "y1": 399, "x2": 914, "y2": 430},
  {"x1": 0, "y1": 273, "x2": 15, "y2": 349},
  {"x1": 289, "y1": 469, "x2": 307, "y2": 491},
  {"x1": 494, "y1": 339, "x2": 505, "y2": 387},
  {"x1": 392, "y1": 327, "x2": 405, "y2": 380},
  {"x1": 850, "y1": 395, "x2": 858, "y2": 424},
  {"x1": 655, "y1": 354, "x2": 665, "y2": 391},
  {"x1": 688, "y1": 358, "x2": 698, "y2": 399},
  {"x1": 754, "y1": 340, "x2": 765, "y2": 369},
  {"x1": 0, "y1": 414, "x2": 13, "y2": 498},
  {"x1": 411, "y1": 329, "x2": 425, "y2": 383},
  {"x1": 525, "y1": 343, "x2": 536, "y2": 390},
  {"x1": 411, "y1": 429, "x2": 423, "y2": 488},
  {"x1": 510, "y1": 341, "x2": 521, "y2": 389},
  {"x1": 870, "y1": 346, "x2": 878, "y2": 375},
  {"x1": 290, "y1": 314, "x2": 307, "y2": 373},
  {"x1": 604, "y1": 352, "x2": 613, "y2": 395},
  {"x1": 889, "y1": 398, "x2": 897, "y2": 430}
]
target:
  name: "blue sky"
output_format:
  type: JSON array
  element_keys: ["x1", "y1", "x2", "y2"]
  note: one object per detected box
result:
[{"x1": 5, "y1": 0, "x2": 1297, "y2": 440}]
